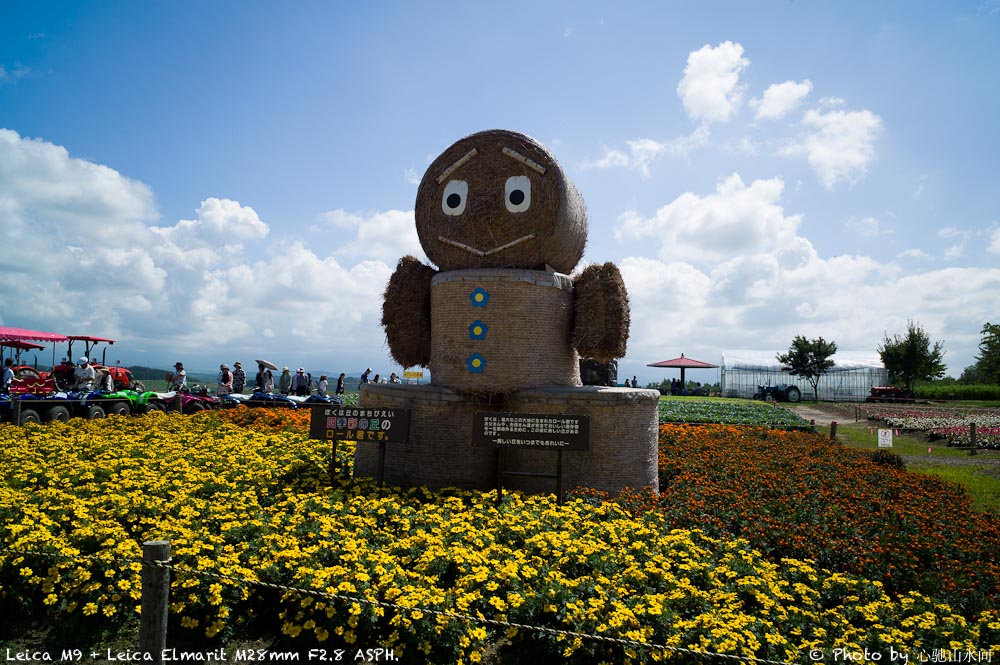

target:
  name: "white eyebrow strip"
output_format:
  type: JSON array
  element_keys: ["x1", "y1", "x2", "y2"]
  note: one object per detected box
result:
[
  {"x1": 435, "y1": 148, "x2": 478, "y2": 184},
  {"x1": 502, "y1": 147, "x2": 546, "y2": 174}
]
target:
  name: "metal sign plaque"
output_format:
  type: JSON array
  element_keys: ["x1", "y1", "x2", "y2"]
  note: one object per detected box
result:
[
  {"x1": 474, "y1": 412, "x2": 591, "y2": 451},
  {"x1": 309, "y1": 406, "x2": 411, "y2": 444}
]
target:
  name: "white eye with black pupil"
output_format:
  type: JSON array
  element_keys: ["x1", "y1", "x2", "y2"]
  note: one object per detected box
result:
[
  {"x1": 442, "y1": 180, "x2": 468, "y2": 216},
  {"x1": 504, "y1": 176, "x2": 531, "y2": 213}
]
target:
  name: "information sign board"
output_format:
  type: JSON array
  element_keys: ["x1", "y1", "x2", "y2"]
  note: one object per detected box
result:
[
  {"x1": 473, "y1": 412, "x2": 590, "y2": 451},
  {"x1": 309, "y1": 406, "x2": 411, "y2": 444},
  {"x1": 878, "y1": 429, "x2": 893, "y2": 448}
]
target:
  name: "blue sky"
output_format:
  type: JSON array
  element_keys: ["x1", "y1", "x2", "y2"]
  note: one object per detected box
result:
[{"x1": 1, "y1": 1, "x2": 998, "y2": 383}]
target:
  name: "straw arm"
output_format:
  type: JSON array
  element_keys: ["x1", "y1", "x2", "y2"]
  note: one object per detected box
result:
[
  {"x1": 382, "y1": 255, "x2": 436, "y2": 368},
  {"x1": 572, "y1": 262, "x2": 630, "y2": 363}
]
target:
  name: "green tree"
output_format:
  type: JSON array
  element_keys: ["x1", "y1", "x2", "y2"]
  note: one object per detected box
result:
[
  {"x1": 975, "y1": 322, "x2": 1000, "y2": 385},
  {"x1": 776, "y1": 335, "x2": 837, "y2": 402},
  {"x1": 877, "y1": 320, "x2": 946, "y2": 390}
]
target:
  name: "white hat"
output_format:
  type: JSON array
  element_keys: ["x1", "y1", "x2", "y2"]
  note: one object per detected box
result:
[{"x1": 77, "y1": 356, "x2": 89, "y2": 365}]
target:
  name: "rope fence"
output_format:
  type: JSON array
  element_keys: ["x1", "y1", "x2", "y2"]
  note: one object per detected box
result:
[{"x1": 2, "y1": 543, "x2": 797, "y2": 665}]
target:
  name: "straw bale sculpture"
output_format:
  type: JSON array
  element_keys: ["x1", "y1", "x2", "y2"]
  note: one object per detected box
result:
[{"x1": 382, "y1": 129, "x2": 629, "y2": 392}]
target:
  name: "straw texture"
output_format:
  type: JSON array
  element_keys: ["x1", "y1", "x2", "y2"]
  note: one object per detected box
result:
[
  {"x1": 382, "y1": 255, "x2": 437, "y2": 368},
  {"x1": 572, "y1": 262, "x2": 630, "y2": 363},
  {"x1": 415, "y1": 129, "x2": 587, "y2": 273},
  {"x1": 428, "y1": 268, "x2": 581, "y2": 393}
]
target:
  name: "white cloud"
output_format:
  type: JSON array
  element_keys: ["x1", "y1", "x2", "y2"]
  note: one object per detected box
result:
[
  {"x1": 615, "y1": 173, "x2": 801, "y2": 264},
  {"x1": 580, "y1": 126, "x2": 710, "y2": 177},
  {"x1": 0, "y1": 63, "x2": 30, "y2": 83},
  {"x1": 988, "y1": 225, "x2": 1000, "y2": 255},
  {"x1": 898, "y1": 248, "x2": 933, "y2": 261},
  {"x1": 0, "y1": 129, "x2": 407, "y2": 374},
  {"x1": 782, "y1": 107, "x2": 883, "y2": 189},
  {"x1": 751, "y1": 79, "x2": 813, "y2": 120},
  {"x1": 676, "y1": 41, "x2": 750, "y2": 124},
  {"x1": 316, "y1": 209, "x2": 424, "y2": 263},
  {"x1": 938, "y1": 226, "x2": 969, "y2": 259},
  {"x1": 846, "y1": 216, "x2": 882, "y2": 237}
]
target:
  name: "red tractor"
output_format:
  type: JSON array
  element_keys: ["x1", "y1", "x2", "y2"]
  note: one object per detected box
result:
[{"x1": 865, "y1": 386, "x2": 916, "y2": 403}]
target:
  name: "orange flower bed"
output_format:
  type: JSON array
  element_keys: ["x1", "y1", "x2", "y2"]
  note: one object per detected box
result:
[
  {"x1": 207, "y1": 406, "x2": 313, "y2": 431},
  {"x1": 575, "y1": 423, "x2": 1000, "y2": 617}
]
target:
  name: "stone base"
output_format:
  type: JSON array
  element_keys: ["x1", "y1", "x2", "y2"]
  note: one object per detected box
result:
[{"x1": 354, "y1": 383, "x2": 659, "y2": 496}]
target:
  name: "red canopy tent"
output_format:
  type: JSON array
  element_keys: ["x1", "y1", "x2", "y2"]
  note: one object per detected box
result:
[
  {"x1": 647, "y1": 353, "x2": 719, "y2": 387},
  {"x1": 0, "y1": 326, "x2": 69, "y2": 343},
  {"x1": 0, "y1": 327, "x2": 69, "y2": 368},
  {"x1": 0, "y1": 340, "x2": 45, "y2": 364}
]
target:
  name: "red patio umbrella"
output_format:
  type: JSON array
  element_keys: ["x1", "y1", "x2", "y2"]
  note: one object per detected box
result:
[{"x1": 647, "y1": 353, "x2": 719, "y2": 387}]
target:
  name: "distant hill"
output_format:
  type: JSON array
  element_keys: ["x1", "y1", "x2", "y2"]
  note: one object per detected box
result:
[{"x1": 126, "y1": 365, "x2": 172, "y2": 380}]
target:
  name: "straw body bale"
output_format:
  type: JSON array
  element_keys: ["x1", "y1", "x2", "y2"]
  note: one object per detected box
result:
[
  {"x1": 382, "y1": 255, "x2": 436, "y2": 368},
  {"x1": 429, "y1": 268, "x2": 581, "y2": 393},
  {"x1": 572, "y1": 262, "x2": 630, "y2": 363}
]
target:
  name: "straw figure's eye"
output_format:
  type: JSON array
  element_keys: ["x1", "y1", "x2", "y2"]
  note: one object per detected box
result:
[
  {"x1": 442, "y1": 180, "x2": 468, "y2": 216},
  {"x1": 504, "y1": 176, "x2": 531, "y2": 213}
]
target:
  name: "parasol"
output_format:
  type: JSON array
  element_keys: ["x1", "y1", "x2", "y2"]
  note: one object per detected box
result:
[
  {"x1": 647, "y1": 353, "x2": 719, "y2": 387},
  {"x1": 255, "y1": 359, "x2": 279, "y2": 371}
]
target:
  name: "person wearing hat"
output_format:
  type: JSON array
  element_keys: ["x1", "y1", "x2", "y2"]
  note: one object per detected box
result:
[
  {"x1": 232, "y1": 362, "x2": 246, "y2": 394},
  {"x1": 291, "y1": 367, "x2": 310, "y2": 396},
  {"x1": 278, "y1": 367, "x2": 292, "y2": 395},
  {"x1": 74, "y1": 356, "x2": 96, "y2": 391},
  {"x1": 358, "y1": 368, "x2": 372, "y2": 390},
  {"x1": 217, "y1": 363, "x2": 233, "y2": 396},
  {"x1": 170, "y1": 362, "x2": 187, "y2": 391}
]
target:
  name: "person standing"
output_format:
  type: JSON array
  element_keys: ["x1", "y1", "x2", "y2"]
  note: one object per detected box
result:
[
  {"x1": 170, "y1": 362, "x2": 187, "y2": 391},
  {"x1": 2, "y1": 358, "x2": 14, "y2": 393},
  {"x1": 291, "y1": 368, "x2": 310, "y2": 396},
  {"x1": 336, "y1": 372, "x2": 346, "y2": 395},
  {"x1": 358, "y1": 368, "x2": 371, "y2": 390},
  {"x1": 279, "y1": 367, "x2": 292, "y2": 395},
  {"x1": 217, "y1": 364, "x2": 233, "y2": 396},
  {"x1": 318, "y1": 375, "x2": 328, "y2": 396},
  {"x1": 232, "y1": 362, "x2": 246, "y2": 394},
  {"x1": 255, "y1": 363, "x2": 274, "y2": 393}
]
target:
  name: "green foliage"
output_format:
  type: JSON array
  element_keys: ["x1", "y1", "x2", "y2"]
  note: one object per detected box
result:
[
  {"x1": 976, "y1": 322, "x2": 1000, "y2": 386},
  {"x1": 915, "y1": 383, "x2": 1000, "y2": 401},
  {"x1": 878, "y1": 320, "x2": 946, "y2": 388},
  {"x1": 776, "y1": 335, "x2": 837, "y2": 402},
  {"x1": 870, "y1": 448, "x2": 906, "y2": 469}
]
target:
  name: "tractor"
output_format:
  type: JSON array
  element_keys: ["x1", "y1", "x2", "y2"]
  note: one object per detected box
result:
[
  {"x1": 753, "y1": 384, "x2": 802, "y2": 403},
  {"x1": 865, "y1": 386, "x2": 915, "y2": 403}
]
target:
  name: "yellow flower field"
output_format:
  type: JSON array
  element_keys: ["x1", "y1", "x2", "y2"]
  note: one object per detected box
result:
[{"x1": 1, "y1": 413, "x2": 997, "y2": 663}]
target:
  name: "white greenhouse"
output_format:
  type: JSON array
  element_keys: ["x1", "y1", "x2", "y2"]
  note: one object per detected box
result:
[{"x1": 720, "y1": 350, "x2": 888, "y2": 401}]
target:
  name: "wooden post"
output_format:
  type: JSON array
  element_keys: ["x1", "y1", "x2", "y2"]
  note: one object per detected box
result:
[
  {"x1": 12, "y1": 397, "x2": 21, "y2": 425},
  {"x1": 556, "y1": 450, "x2": 564, "y2": 505},
  {"x1": 496, "y1": 448, "x2": 505, "y2": 505},
  {"x1": 329, "y1": 440, "x2": 339, "y2": 481},
  {"x1": 810, "y1": 419, "x2": 815, "y2": 433},
  {"x1": 830, "y1": 421, "x2": 838, "y2": 440},
  {"x1": 377, "y1": 440, "x2": 386, "y2": 486},
  {"x1": 139, "y1": 540, "x2": 170, "y2": 662},
  {"x1": 969, "y1": 422, "x2": 978, "y2": 456}
]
